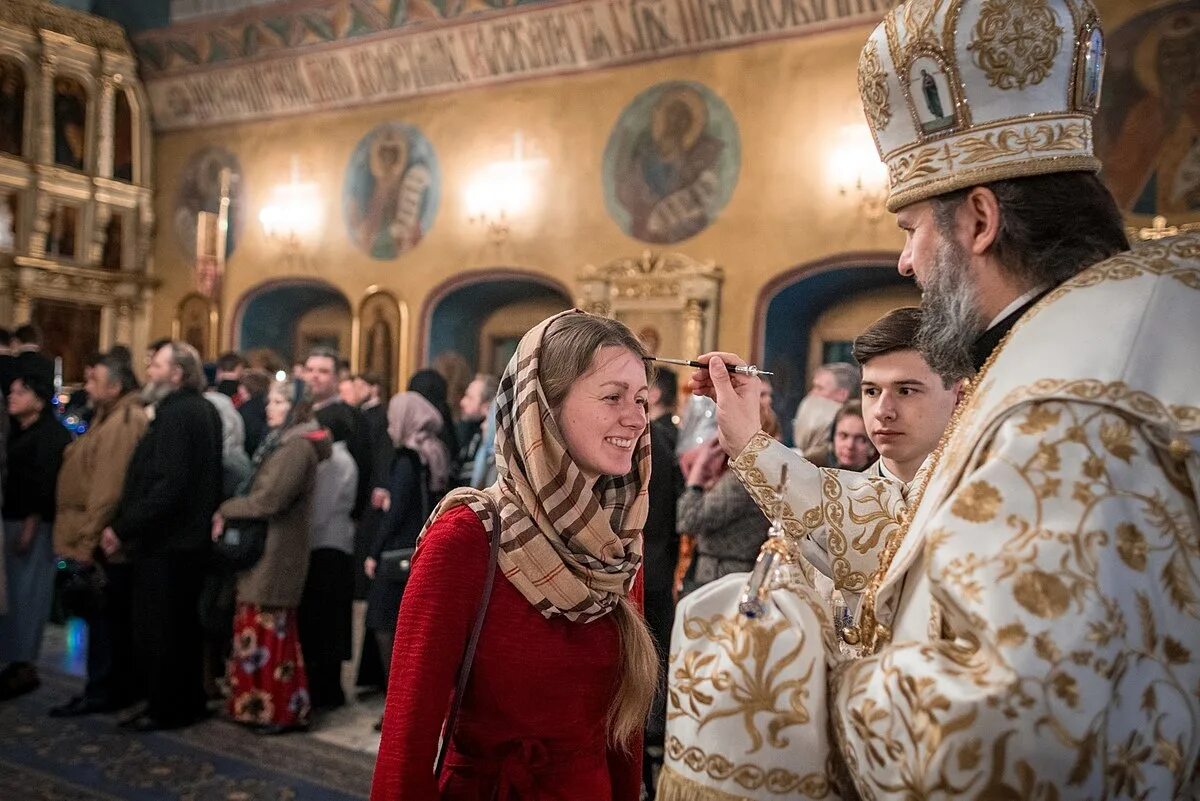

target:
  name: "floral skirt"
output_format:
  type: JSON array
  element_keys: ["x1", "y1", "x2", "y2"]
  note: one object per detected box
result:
[{"x1": 227, "y1": 603, "x2": 310, "y2": 728}]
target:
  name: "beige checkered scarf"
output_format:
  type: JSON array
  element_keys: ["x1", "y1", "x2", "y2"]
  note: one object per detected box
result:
[{"x1": 417, "y1": 310, "x2": 649, "y2": 622}]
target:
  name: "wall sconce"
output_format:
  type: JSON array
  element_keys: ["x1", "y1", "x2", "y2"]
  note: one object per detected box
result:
[
  {"x1": 465, "y1": 133, "x2": 544, "y2": 244},
  {"x1": 259, "y1": 157, "x2": 324, "y2": 256},
  {"x1": 828, "y1": 124, "x2": 888, "y2": 224}
]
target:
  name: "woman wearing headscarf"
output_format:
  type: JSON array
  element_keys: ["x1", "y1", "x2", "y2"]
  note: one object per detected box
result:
[
  {"x1": 363, "y1": 393, "x2": 447, "y2": 707},
  {"x1": 371, "y1": 311, "x2": 657, "y2": 800},
  {"x1": 406, "y1": 368, "x2": 459, "y2": 482},
  {"x1": 0, "y1": 374, "x2": 72, "y2": 699},
  {"x1": 211, "y1": 379, "x2": 330, "y2": 734}
]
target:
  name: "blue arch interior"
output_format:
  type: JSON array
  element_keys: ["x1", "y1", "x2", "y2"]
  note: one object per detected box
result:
[
  {"x1": 427, "y1": 280, "x2": 569, "y2": 371},
  {"x1": 239, "y1": 283, "x2": 351, "y2": 364},
  {"x1": 763, "y1": 265, "x2": 913, "y2": 445}
]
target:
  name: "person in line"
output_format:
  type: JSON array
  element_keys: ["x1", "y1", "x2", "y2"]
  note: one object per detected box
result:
[
  {"x1": 454, "y1": 374, "x2": 496, "y2": 488},
  {"x1": 213, "y1": 380, "x2": 330, "y2": 735},
  {"x1": 824, "y1": 399, "x2": 877, "y2": 471},
  {"x1": 213, "y1": 352, "x2": 246, "y2": 400},
  {"x1": 371, "y1": 311, "x2": 657, "y2": 800},
  {"x1": 10, "y1": 324, "x2": 54, "y2": 388},
  {"x1": 238, "y1": 369, "x2": 271, "y2": 458},
  {"x1": 363, "y1": 391, "x2": 447, "y2": 729},
  {"x1": 676, "y1": 399, "x2": 780, "y2": 597},
  {"x1": 50, "y1": 355, "x2": 148, "y2": 717},
  {"x1": 407, "y1": 368, "x2": 459, "y2": 497},
  {"x1": 0, "y1": 373, "x2": 72, "y2": 699},
  {"x1": 102, "y1": 341, "x2": 222, "y2": 731},
  {"x1": 789, "y1": 361, "x2": 858, "y2": 457}
]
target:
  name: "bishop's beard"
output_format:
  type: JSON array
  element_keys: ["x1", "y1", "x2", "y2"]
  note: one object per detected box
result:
[{"x1": 915, "y1": 234, "x2": 985, "y2": 381}]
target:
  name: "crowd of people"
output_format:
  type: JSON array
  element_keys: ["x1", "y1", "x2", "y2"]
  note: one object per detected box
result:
[{"x1": 0, "y1": 328, "x2": 502, "y2": 737}]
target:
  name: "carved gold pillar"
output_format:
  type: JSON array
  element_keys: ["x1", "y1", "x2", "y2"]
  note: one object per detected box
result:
[
  {"x1": 91, "y1": 202, "x2": 112, "y2": 266},
  {"x1": 114, "y1": 299, "x2": 134, "y2": 345},
  {"x1": 97, "y1": 74, "x2": 116, "y2": 179},
  {"x1": 38, "y1": 54, "x2": 56, "y2": 165},
  {"x1": 681, "y1": 299, "x2": 704, "y2": 362},
  {"x1": 13, "y1": 286, "x2": 31, "y2": 322},
  {"x1": 30, "y1": 191, "x2": 52, "y2": 258}
]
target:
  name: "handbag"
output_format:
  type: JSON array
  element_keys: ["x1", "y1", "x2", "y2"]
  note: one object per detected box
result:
[
  {"x1": 213, "y1": 518, "x2": 268, "y2": 571},
  {"x1": 377, "y1": 547, "x2": 416, "y2": 583}
]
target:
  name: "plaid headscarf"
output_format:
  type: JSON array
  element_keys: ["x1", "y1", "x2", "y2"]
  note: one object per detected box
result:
[{"x1": 418, "y1": 310, "x2": 650, "y2": 622}]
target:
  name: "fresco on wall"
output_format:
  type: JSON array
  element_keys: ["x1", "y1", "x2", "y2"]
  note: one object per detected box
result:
[
  {"x1": 1097, "y1": 3, "x2": 1200, "y2": 217},
  {"x1": 174, "y1": 147, "x2": 244, "y2": 260},
  {"x1": 343, "y1": 122, "x2": 439, "y2": 259},
  {"x1": 603, "y1": 81, "x2": 740, "y2": 244}
]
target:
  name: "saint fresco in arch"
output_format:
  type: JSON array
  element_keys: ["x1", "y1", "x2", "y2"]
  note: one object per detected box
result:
[
  {"x1": 53, "y1": 77, "x2": 87, "y2": 170},
  {"x1": 0, "y1": 58, "x2": 25, "y2": 157}
]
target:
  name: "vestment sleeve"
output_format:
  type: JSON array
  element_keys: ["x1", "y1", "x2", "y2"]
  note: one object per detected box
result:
[
  {"x1": 728, "y1": 432, "x2": 906, "y2": 599},
  {"x1": 834, "y1": 401, "x2": 1200, "y2": 799},
  {"x1": 370, "y1": 506, "x2": 488, "y2": 801}
]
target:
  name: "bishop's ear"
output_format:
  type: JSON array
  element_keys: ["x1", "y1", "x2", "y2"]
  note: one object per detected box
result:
[{"x1": 963, "y1": 187, "x2": 1002, "y2": 257}]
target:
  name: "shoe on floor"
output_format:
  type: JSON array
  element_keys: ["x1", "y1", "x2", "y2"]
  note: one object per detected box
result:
[{"x1": 49, "y1": 695, "x2": 122, "y2": 718}]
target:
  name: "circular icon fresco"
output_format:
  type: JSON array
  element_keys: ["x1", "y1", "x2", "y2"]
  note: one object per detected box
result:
[
  {"x1": 343, "y1": 122, "x2": 440, "y2": 259},
  {"x1": 603, "y1": 81, "x2": 741, "y2": 244}
]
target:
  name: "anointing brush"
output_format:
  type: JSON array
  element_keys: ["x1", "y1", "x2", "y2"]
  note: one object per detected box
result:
[{"x1": 644, "y1": 356, "x2": 774, "y2": 378}]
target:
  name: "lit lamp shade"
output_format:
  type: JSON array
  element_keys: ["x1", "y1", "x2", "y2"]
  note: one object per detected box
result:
[
  {"x1": 828, "y1": 124, "x2": 888, "y2": 192},
  {"x1": 465, "y1": 161, "x2": 535, "y2": 221},
  {"x1": 259, "y1": 180, "x2": 324, "y2": 244}
]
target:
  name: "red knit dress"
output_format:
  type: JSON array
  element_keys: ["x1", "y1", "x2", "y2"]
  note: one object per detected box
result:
[{"x1": 370, "y1": 506, "x2": 643, "y2": 801}]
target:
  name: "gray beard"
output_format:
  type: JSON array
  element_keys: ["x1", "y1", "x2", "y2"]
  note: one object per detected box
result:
[
  {"x1": 915, "y1": 235, "x2": 985, "y2": 380},
  {"x1": 140, "y1": 381, "x2": 174, "y2": 406}
]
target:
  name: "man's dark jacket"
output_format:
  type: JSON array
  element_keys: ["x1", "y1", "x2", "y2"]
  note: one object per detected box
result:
[
  {"x1": 315, "y1": 400, "x2": 374, "y2": 519},
  {"x1": 112, "y1": 388, "x2": 223, "y2": 555},
  {"x1": 238, "y1": 392, "x2": 268, "y2": 457}
]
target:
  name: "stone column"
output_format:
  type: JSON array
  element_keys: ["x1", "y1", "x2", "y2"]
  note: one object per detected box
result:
[
  {"x1": 682, "y1": 298, "x2": 704, "y2": 361},
  {"x1": 97, "y1": 74, "x2": 116, "y2": 179},
  {"x1": 114, "y1": 298, "x2": 133, "y2": 345},
  {"x1": 38, "y1": 54, "x2": 56, "y2": 165}
]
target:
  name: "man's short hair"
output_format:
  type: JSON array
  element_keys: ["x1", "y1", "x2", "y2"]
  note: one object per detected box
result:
[
  {"x1": 820, "y1": 362, "x2": 861, "y2": 397},
  {"x1": 652, "y1": 368, "x2": 677, "y2": 409},
  {"x1": 853, "y1": 307, "x2": 962, "y2": 388},
  {"x1": 108, "y1": 344, "x2": 132, "y2": 367},
  {"x1": 167, "y1": 341, "x2": 207, "y2": 392},
  {"x1": 14, "y1": 323, "x2": 41, "y2": 346},
  {"x1": 148, "y1": 337, "x2": 171, "y2": 354},
  {"x1": 305, "y1": 346, "x2": 339, "y2": 368},
  {"x1": 474, "y1": 373, "x2": 499, "y2": 406},
  {"x1": 358, "y1": 372, "x2": 390, "y2": 397},
  {"x1": 216, "y1": 351, "x2": 246, "y2": 372},
  {"x1": 83, "y1": 350, "x2": 104, "y2": 369},
  {"x1": 240, "y1": 368, "x2": 272, "y2": 397},
  {"x1": 97, "y1": 354, "x2": 140, "y2": 394},
  {"x1": 932, "y1": 171, "x2": 1128, "y2": 289}
]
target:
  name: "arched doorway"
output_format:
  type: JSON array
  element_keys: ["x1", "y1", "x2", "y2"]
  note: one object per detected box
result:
[
  {"x1": 235, "y1": 279, "x2": 353, "y2": 366},
  {"x1": 754, "y1": 254, "x2": 917, "y2": 445},
  {"x1": 421, "y1": 270, "x2": 572, "y2": 376}
]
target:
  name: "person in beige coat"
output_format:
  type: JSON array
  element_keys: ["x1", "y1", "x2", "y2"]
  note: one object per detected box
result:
[
  {"x1": 50, "y1": 355, "x2": 148, "y2": 717},
  {"x1": 212, "y1": 379, "x2": 331, "y2": 734}
]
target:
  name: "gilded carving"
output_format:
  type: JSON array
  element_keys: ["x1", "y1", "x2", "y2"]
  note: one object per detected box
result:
[
  {"x1": 955, "y1": 122, "x2": 1088, "y2": 164},
  {"x1": 858, "y1": 40, "x2": 892, "y2": 133},
  {"x1": 967, "y1": 0, "x2": 1063, "y2": 90},
  {"x1": 665, "y1": 738, "x2": 831, "y2": 796}
]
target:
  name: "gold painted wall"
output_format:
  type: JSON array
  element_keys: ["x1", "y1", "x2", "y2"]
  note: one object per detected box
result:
[
  {"x1": 148, "y1": 0, "x2": 1152, "y2": 369},
  {"x1": 150, "y1": 22, "x2": 901, "y2": 368}
]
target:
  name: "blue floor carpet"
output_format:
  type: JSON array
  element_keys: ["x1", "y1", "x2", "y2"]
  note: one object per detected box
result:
[{"x1": 0, "y1": 671, "x2": 374, "y2": 801}]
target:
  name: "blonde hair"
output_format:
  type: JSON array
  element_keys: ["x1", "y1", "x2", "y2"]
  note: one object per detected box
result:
[{"x1": 539, "y1": 312, "x2": 659, "y2": 749}]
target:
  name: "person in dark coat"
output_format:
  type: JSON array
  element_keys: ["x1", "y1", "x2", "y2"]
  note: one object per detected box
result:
[
  {"x1": 0, "y1": 373, "x2": 72, "y2": 700},
  {"x1": 102, "y1": 341, "x2": 223, "y2": 731},
  {"x1": 11, "y1": 324, "x2": 54, "y2": 389},
  {"x1": 237, "y1": 368, "x2": 270, "y2": 458}
]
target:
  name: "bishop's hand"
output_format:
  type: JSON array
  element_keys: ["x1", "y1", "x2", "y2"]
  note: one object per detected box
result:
[{"x1": 691, "y1": 352, "x2": 763, "y2": 458}]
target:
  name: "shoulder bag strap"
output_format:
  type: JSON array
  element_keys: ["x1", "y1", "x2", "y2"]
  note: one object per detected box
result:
[{"x1": 433, "y1": 500, "x2": 501, "y2": 778}]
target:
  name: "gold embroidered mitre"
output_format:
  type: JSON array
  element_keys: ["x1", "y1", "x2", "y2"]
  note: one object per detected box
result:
[{"x1": 859, "y1": 0, "x2": 1105, "y2": 211}]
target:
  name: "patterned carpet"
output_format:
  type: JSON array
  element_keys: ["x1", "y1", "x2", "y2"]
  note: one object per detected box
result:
[{"x1": 0, "y1": 670, "x2": 375, "y2": 801}]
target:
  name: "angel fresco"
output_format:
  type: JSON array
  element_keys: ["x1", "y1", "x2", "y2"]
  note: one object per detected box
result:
[
  {"x1": 343, "y1": 122, "x2": 440, "y2": 260},
  {"x1": 604, "y1": 82, "x2": 740, "y2": 245}
]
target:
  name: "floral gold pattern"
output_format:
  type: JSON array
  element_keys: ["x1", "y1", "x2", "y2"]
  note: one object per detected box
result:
[
  {"x1": 664, "y1": 738, "x2": 831, "y2": 796},
  {"x1": 967, "y1": 0, "x2": 1063, "y2": 90},
  {"x1": 949, "y1": 480, "x2": 1003, "y2": 522},
  {"x1": 956, "y1": 122, "x2": 1087, "y2": 164},
  {"x1": 858, "y1": 40, "x2": 892, "y2": 134}
]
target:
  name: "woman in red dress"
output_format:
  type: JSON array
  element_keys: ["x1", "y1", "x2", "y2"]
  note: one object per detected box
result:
[{"x1": 371, "y1": 310, "x2": 659, "y2": 801}]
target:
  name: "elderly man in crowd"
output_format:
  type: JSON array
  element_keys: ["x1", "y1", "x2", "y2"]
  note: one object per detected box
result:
[
  {"x1": 51, "y1": 354, "x2": 147, "y2": 718},
  {"x1": 102, "y1": 341, "x2": 222, "y2": 731},
  {"x1": 790, "y1": 361, "x2": 859, "y2": 459}
]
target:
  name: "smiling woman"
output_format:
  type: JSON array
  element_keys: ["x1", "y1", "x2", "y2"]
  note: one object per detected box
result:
[{"x1": 372, "y1": 310, "x2": 657, "y2": 801}]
